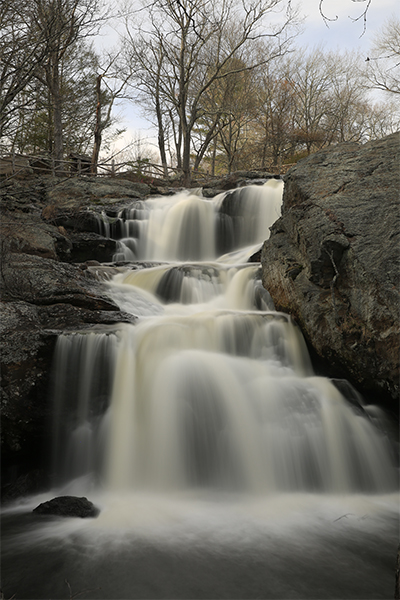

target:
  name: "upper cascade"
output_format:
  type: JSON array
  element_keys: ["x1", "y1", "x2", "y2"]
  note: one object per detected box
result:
[{"x1": 98, "y1": 180, "x2": 283, "y2": 263}]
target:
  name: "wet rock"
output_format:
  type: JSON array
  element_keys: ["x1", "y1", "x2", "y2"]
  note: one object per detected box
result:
[
  {"x1": 261, "y1": 133, "x2": 400, "y2": 404},
  {"x1": 0, "y1": 296, "x2": 135, "y2": 485},
  {"x1": 0, "y1": 248, "x2": 130, "y2": 490},
  {"x1": 248, "y1": 248, "x2": 262, "y2": 262},
  {"x1": 0, "y1": 301, "x2": 56, "y2": 455},
  {"x1": 33, "y1": 496, "x2": 100, "y2": 518},
  {"x1": 202, "y1": 188, "x2": 225, "y2": 198},
  {"x1": 1, "y1": 252, "x2": 118, "y2": 310},
  {"x1": 47, "y1": 208, "x2": 101, "y2": 233},
  {"x1": 67, "y1": 232, "x2": 116, "y2": 263},
  {"x1": 39, "y1": 303, "x2": 136, "y2": 330}
]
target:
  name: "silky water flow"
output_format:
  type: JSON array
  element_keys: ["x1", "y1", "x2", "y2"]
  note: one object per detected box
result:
[{"x1": 2, "y1": 180, "x2": 398, "y2": 600}]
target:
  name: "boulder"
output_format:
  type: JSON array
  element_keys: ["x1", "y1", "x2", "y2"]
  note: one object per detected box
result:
[
  {"x1": 0, "y1": 252, "x2": 118, "y2": 309},
  {"x1": 33, "y1": 496, "x2": 100, "y2": 518},
  {"x1": 261, "y1": 133, "x2": 400, "y2": 405},
  {"x1": 0, "y1": 296, "x2": 135, "y2": 488},
  {"x1": 1, "y1": 207, "x2": 72, "y2": 261}
]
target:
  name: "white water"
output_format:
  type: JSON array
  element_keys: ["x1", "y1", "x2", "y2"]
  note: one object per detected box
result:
[
  {"x1": 2, "y1": 181, "x2": 398, "y2": 599},
  {"x1": 50, "y1": 180, "x2": 395, "y2": 495},
  {"x1": 106, "y1": 180, "x2": 283, "y2": 263}
]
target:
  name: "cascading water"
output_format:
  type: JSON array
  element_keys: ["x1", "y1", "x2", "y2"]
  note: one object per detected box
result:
[
  {"x1": 2, "y1": 180, "x2": 398, "y2": 600},
  {"x1": 51, "y1": 180, "x2": 395, "y2": 495},
  {"x1": 102, "y1": 179, "x2": 284, "y2": 263}
]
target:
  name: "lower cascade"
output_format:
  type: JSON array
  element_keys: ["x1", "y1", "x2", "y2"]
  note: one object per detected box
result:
[{"x1": 51, "y1": 180, "x2": 396, "y2": 494}]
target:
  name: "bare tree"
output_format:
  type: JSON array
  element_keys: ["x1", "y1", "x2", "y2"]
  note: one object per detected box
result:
[
  {"x1": 120, "y1": 32, "x2": 171, "y2": 176},
  {"x1": 253, "y1": 56, "x2": 297, "y2": 167},
  {"x1": 318, "y1": 0, "x2": 372, "y2": 35},
  {"x1": 190, "y1": 52, "x2": 258, "y2": 173},
  {"x1": 122, "y1": 0, "x2": 300, "y2": 184},
  {"x1": 363, "y1": 16, "x2": 400, "y2": 95},
  {"x1": 288, "y1": 46, "x2": 332, "y2": 154},
  {"x1": 5, "y1": 39, "x2": 120, "y2": 162},
  {"x1": 363, "y1": 98, "x2": 400, "y2": 139},
  {"x1": 91, "y1": 51, "x2": 132, "y2": 174},
  {"x1": 322, "y1": 50, "x2": 369, "y2": 144}
]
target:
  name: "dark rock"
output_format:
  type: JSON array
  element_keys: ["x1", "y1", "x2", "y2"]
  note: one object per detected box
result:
[
  {"x1": 39, "y1": 303, "x2": 136, "y2": 330},
  {"x1": 1, "y1": 208, "x2": 72, "y2": 261},
  {"x1": 67, "y1": 232, "x2": 116, "y2": 263},
  {"x1": 0, "y1": 176, "x2": 48, "y2": 210},
  {"x1": 2, "y1": 469, "x2": 50, "y2": 503},
  {"x1": 33, "y1": 496, "x2": 100, "y2": 518},
  {"x1": 0, "y1": 249, "x2": 130, "y2": 490},
  {"x1": 0, "y1": 296, "x2": 135, "y2": 487},
  {"x1": 202, "y1": 188, "x2": 224, "y2": 198},
  {"x1": 261, "y1": 133, "x2": 400, "y2": 405},
  {"x1": 248, "y1": 248, "x2": 262, "y2": 262},
  {"x1": 46, "y1": 177, "x2": 150, "y2": 207},
  {"x1": 48, "y1": 208, "x2": 101, "y2": 233},
  {"x1": 0, "y1": 252, "x2": 119, "y2": 310},
  {"x1": 0, "y1": 301, "x2": 57, "y2": 457}
]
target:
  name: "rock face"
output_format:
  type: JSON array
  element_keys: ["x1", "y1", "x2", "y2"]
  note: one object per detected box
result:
[
  {"x1": 33, "y1": 496, "x2": 100, "y2": 518},
  {"x1": 261, "y1": 133, "x2": 400, "y2": 405}
]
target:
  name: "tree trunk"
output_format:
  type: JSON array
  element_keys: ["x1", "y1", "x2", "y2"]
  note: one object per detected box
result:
[
  {"x1": 182, "y1": 130, "x2": 191, "y2": 186},
  {"x1": 91, "y1": 74, "x2": 102, "y2": 175},
  {"x1": 52, "y1": 62, "x2": 64, "y2": 174},
  {"x1": 192, "y1": 117, "x2": 221, "y2": 173},
  {"x1": 176, "y1": 123, "x2": 183, "y2": 170},
  {"x1": 261, "y1": 120, "x2": 269, "y2": 168},
  {"x1": 156, "y1": 99, "x2": 168, "y2": 178},
  {"x1": 211, "y1": 138, "x2": 217, "y2": 176}
]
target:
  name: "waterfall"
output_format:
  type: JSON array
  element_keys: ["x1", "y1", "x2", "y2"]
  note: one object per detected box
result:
[
  {"x1": 50, "y1": 180, "x2": 396, "y2": 495},
  {"x1": 3, "y1": 180, "x2": 397, "y2": 600},
  {"x1": 100, "y1": 180, "x2": 283, "y2": 262}
]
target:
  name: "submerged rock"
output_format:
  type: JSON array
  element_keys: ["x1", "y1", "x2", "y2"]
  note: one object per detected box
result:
[
  {"x1": 261, "y1": 132, "x2": 400, "y2": 405},
  {"x1": 33, "y1": 496, "x2": 100, "y2": 518}
]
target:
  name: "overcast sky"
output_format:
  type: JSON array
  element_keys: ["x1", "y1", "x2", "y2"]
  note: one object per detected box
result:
[
  {"x1": 298, "y1": 0, "x2": 397, "y2": 51},
  {"x1": 106, "y1": 0, "x2": 398, "y2": 156}
]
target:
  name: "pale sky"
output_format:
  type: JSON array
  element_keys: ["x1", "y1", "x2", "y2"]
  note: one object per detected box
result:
[
  {"x1": 106, "y1": 0, "x2": 399, "y2": 156},
  {"x1": 298, "y1": 0, "x2": 398, "y2": 52}
]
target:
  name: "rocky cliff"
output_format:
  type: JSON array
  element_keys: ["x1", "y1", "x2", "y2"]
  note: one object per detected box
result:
[{"x1": 261, "y1": 133, "x2": 399, "y2": 406}]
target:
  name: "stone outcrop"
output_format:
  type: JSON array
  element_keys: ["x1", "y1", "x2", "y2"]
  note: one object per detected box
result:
[
  {"x1": 33, "y1": 495, "x2": 100, "y2": 518},
  {"x1": 0, "y1": 175, "x2": 154, "y2": 265},
  {"x1": 261, "y1": 133, "x2": 400, "y2": 405}
]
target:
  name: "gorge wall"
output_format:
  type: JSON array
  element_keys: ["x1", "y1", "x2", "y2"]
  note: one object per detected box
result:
[{"x1": 261, "y1": 132, "x2": 399, "y2": 406}]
